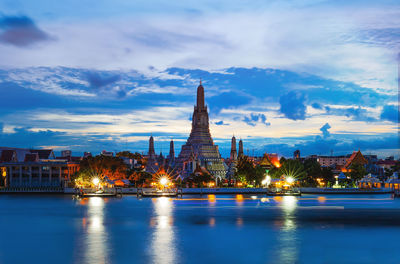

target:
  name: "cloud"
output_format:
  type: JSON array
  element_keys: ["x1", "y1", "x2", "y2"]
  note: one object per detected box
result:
[
  {"x1": 215, "y1": 120, "x2": 228, "y2": 126},
  {"x1": 243, "y1": 113, "x2": 270, "y2": 126},
  {"x1": 86, "y1": 72, "x2": 121, "y2": 89},
  {"x1": 311, "y1": 102, "x2": 323, "y2": 109},
  {"x1": 260, "y1": 133, "x2": 399, "y2": 158},
  {"x1": 325, "y1": 106, "x2": 378, "y2": 122},
  {"x1": 0, "y1": 15, "x2": 51, "y2": 47},
  {"x1": 279, "y1": 91, "x2": 307, "y2": 120},
  {"x1": 319, "y1": 123, "x2": 331, "y2": 139},
  {"x1": 380, "y1": 105, "x2": 399, "y2": 123}
]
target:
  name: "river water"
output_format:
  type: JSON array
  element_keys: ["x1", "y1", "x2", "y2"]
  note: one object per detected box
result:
[{"x1": 1, "y1": 194, "x2": 400, "y2": 264}]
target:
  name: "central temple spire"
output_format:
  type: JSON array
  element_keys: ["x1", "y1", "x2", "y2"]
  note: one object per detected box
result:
[
  {"x1": 196, "y1": 81, "x2": 205, "y2": 110},
  {"x1": 177, "y1": 82, "x2": 227, "y2": 179}
]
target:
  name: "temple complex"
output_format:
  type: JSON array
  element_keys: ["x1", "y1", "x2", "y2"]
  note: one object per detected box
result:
[{"x1": 176, "y1": 82, "x2": 227, "y2": 179}]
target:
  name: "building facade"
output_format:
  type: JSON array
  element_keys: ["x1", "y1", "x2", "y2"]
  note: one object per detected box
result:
[{"x1": 0, "y1": 147, "x2": 79, "y2": 188}]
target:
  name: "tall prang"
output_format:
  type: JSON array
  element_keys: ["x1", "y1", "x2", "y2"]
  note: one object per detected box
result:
[
  {"x1": 176, "y1": 81, "x2": 227, "y2": 179},
  {"x1": 238, "y1": 139, "x2": 244, "y2": 157},
  {"x1": 230, "y1": 136, "x2": 237, "y2": 160},
  {"x1": 148, "y1": 136, "x2": 155, "y2": 157},
  {"x1": 226, "y1": 135, "x2": 238, "y2": 180},
  {"x1": 168, "y1": 139, "x2": 175, "y2": 167},
  {"x1": 146, "y1": 135, "x2": 157, "y2": 172}
]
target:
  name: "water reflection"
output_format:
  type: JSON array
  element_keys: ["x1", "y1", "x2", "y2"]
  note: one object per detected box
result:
[
  {"x1": 81, "y1": 197, "x2": 109, "y2": 264},
  {"x1": 277, "y1": 196, "x2": 299, "y2": 263},
  {"x1": 209, "y1": 217, "x2": 216, "y2": 227},
  {"x1": 235, "y1": 194, "x2": 244, "y2": 206},
  {"x1": 207, "y1": 194, "x2": 216, "y2": 205},
  {"x1": 150, "y1": 197, "x2": 176, "y2": 264}
]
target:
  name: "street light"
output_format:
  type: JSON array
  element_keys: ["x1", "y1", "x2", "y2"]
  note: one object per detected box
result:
[
  {"x1": 160, "y1": 177, "x2": 168, "y2": 187},
  {"x1": 286, "y1": 176, "x2": 294, "y2": 184},
  {"x1": 262, "y1": 175, "x2": 271, "y2": 186},
  {"x1": 92, "y1": 177, "x2": 100, "y2": 186}
]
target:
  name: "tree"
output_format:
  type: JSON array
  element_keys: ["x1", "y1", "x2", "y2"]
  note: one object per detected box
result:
[
  {"x1": 253, "y1": 166, "x2": 266, "y2": 186},
  {"x1": 73, "y1": 155, "x2": 129, "y2": 186},
  {"x1": 279, "y1": 159, "x2": 307, "y2": 184},
  {"x1": 235, "y1": 156, "x2": 255, "y2": 185},
  {"x1": 129, "y1": 171, "x2": 152, "y2": 187},
  {"x1": 301, "y1": 159, "x2": 334, "y2": 187},
  {"x1": 347, "y1": 163, "x2": 367, "y2": 182},
  {"x1": 184, "y1": 173, "x2": 213, "y2": 187}
]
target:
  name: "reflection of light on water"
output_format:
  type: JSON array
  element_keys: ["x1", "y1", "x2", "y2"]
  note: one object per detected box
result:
[
  {"x1": 276, "y1": 196, "x2": 299, "y2": 263},
  {"x1": 236, "y1": 217, "x2": 243, "y2": 227},
  {"x1": 82, "y1": 197, "x2": 108, "y2": 264},
  {"x1": 236, "y1": 194, "x2": 244, "y2": 206},
  {"x1": 208, "y1": 194, "x2": 216, "y2": 205},
  {"x1": 209, "y1": 217, "x2": 216, "y2": 227},
  {"x1": 281, "y1": 196, "x2": 297, "y2": 217},
  {"x1": 151, "y1": 197, "x2": 175, "y2": 264}
]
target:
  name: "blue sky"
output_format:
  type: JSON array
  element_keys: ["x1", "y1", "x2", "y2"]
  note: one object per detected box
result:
[{"x1": 0, "y1": 0, "x2": 399, "y2": 158}]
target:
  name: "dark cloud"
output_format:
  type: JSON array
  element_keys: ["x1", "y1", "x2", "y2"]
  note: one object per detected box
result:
[
  {"x1": 261, "y1": 134, "x2": 398, "y2": 157},
  {"x1": 0, "y1": 15, "x2": 51, "y2": 47},
  {"x1": 207, "y1": 91, "x2": 252, "y2": 114},
  {"x1": 243, "y1": 113, "x2": 270, "y2": 126},
  {"x1": 215, "y1": 120, "x2": 228, "y2": 126},
  {"x1": 279, "y1": 91, "x2": 307, "y2": 120},
  {"x1": 311, "y1": 102, "x2": 323, "y2": 109},
  {"x1": 0, "y1": 125, "x2": 65, "y2": 148},
  {"x1": 86, "y1": 72, "x2": 121, "y2": 89},
  {"x1": 326, "y1": 106, "x2": 377, "y2": 122},
  {"x1": 380, "y1": 105, "x2": 399, "y2": 123},
  {"x1": 319, "y1": 123, "x2": 331, "y2": 139}
]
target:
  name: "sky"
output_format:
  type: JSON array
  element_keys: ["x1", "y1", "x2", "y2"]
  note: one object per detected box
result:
[{"x1": 0, "y1": 0, "x2": 399, "y2": 158}]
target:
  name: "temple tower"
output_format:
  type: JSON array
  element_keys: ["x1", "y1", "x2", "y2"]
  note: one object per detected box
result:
[
  {"x1": 230, "y1": 136, "x2": 237, "y2": 160},
  {"x1": 148, "y1": 135, "x2": 155, "y2": 158},
  {"x1": 146, "y1": 135, "x2": 157, "y2": 172},
  {"x1": 168, "y1": 139, "x2": 175, "y2": 166},
  {"x1": 176, "y1": 81, "x2": 227, "y2": 179},
  {"x1": 238, "y1": 139, "x2": 244, "y2": 157}
]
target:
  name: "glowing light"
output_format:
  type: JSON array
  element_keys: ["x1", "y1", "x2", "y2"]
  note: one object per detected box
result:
[
  {"x1": 236, "y1": 194, "x2": 244, "y2": 206},
  {"x1": 160, "y1": 177, "x2": 168, "y2": 186},
  {"x1": 286, "y1": 176, "x2": 294, "y2": 184},
  {"x1": 208, "y1": 194, "x2": 216, "y2": 203},
  {"x1": 92, "y1": 177, "x2": 100, "y2": 186},
  {"x1": 209, "y1": 217, "x2": 216, "y2": 227},
  {"x1": 262, "y1": 175, "x2": 271, "y2": 186}
]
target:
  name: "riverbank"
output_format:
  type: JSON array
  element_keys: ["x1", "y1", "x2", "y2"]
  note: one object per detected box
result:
[{"x1": 0, "y1": 187, "x2": 393, "y2": 195}]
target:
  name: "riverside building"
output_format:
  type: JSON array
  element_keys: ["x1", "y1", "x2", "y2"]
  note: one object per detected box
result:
[{"x1": 0, "y1": 147, "x2": 79, "y2": 188}]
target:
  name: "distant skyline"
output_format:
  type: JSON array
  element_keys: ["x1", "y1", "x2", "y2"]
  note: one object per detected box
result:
[{"x1": 0, "y1": 0, "x2": 399, "y2": 158}]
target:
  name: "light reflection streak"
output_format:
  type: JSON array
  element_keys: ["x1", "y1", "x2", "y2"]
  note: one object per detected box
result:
[
  {"x1": 277, "y1": 196, "x2": 299, "y2": 263},
  {"x1": 150, "y1": 197, "x2": 176, "y2": 264},
  {"x1": 235, "y1": 194, "x2": 244, "y2": 206},
  {"x1": 81, "y1": 197, "x2": 109, "y2": 264},
  {"x1": 209, "y1": 217, "x2": 216, "y2": 227}
]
